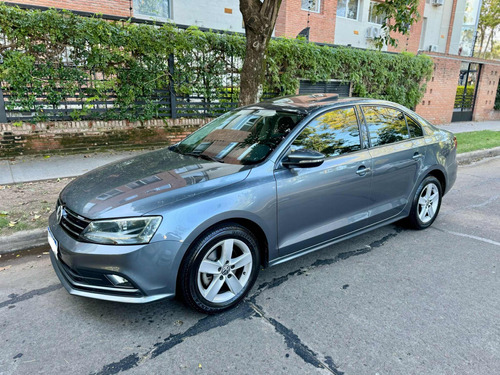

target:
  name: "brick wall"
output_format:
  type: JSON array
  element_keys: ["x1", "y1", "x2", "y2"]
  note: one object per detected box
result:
[
  {"x1": 10, "y1": 0, "x2": 131, "y2": 17},
  {"x1": 275, "y1": 0, "x2": 337, "y2": 44},
  {"x1": 473, "y1": 65, "x2": 500, "y2": 121},
  {"x1": 415, "y1": 54, "x2": 500, "y2": 124},
  {"x1": 414, "y1": 56, "x2": 461, "y2": 124},
  {"x1": 0, "y1": 118, "x2": 211, "y2": 157}
]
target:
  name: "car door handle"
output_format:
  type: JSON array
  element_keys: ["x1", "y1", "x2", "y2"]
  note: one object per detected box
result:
[
  {"x1": 356, "y1": 166, "x2": 371, "y2": 176},
  {"x1": 413, "y1": 153, "x2": 423, "y2": 160}
]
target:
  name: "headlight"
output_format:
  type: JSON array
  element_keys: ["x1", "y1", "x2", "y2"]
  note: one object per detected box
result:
[{"x1": 81, "y1": 216, "x2": 162, "y2": 245}]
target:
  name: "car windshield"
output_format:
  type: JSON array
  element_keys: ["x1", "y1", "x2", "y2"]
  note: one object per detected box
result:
[{"x1": 173, "y1": 109, "x2": 304, "y2": 165}]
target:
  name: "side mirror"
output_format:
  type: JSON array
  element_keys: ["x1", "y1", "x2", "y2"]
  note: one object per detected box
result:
[{"x1": 282, "y1": 149, "x2": 325, "y2": 168}]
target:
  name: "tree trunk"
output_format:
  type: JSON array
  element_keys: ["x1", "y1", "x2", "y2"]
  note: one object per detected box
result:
[
  {"x1": 239, "y1": 0, "x2": 282, "y2": 106},
  {"x1": 477, "y1": 26, "x2": 485, "y2": 57},
  {"x1": 239, "y1": 26, "x2": 269, "y2": 106},
  {"x1": 484, "y1": 28, "x2": 494, "y2": 58}
]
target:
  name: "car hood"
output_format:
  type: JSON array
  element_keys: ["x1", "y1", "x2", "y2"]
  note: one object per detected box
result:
[{"x1": 60, "y1": 148, "x2": 251, "y2": 219}]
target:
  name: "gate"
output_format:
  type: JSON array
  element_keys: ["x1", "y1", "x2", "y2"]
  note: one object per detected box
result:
[{"x1": 452, "y1": 62, "x2": 481, "y2": 122}]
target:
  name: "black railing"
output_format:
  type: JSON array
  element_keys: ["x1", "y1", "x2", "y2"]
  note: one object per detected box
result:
[{"x1": 0, "y1": 53, "x2": 243, "y2": 123}]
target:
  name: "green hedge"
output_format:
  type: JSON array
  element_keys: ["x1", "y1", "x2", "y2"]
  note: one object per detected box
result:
[
  {"x1": 454, "y1": 85, "x2": 475, "y2": 108},
  {"x1": 0, "y1": 4, "x2": 433, "y2": 122}
]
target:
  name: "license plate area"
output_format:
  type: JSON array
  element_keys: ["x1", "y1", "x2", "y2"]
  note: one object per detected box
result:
[{"x1": 48, "y1": 228, "x2": 58, "y2": 258}]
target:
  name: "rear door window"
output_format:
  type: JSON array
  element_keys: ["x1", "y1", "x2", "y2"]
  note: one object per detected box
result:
[
  {"x1": 291, "y1": 107, "x2": 361, "y2": 157},
  {"x1": 361, "y1": 106, "x2": 410, "y2": 147}
]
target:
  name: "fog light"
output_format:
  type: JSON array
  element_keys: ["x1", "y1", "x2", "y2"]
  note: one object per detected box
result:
[{"x1": 106, "y1": 274, "x2": 133, "y2": 288}]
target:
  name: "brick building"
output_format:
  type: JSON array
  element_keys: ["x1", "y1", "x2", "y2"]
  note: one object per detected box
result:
[{"x1": 8, "y1": 0, "x2": 132, "y2": 17}]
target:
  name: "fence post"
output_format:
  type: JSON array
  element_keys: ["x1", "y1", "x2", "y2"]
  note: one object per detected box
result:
[
  {"x1": 0, "y1": 88, "x2": 8, "y2": 123},
  {"x1": 168, "y1": 54, "x2": 177, "y2": 119}
]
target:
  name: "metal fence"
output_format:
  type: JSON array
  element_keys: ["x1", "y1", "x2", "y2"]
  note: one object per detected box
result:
[{"x1": 0, "y1": 55, "x2": 241, "y2": 123}]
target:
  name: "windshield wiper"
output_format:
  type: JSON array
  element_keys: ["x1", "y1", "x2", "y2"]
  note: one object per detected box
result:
[{"x1": 182, "y1": 152, "x2": 224, "y2": 163}]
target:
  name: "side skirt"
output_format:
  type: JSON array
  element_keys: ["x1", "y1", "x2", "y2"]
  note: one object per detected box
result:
[{"x1": 268, "y1": 213, "x2": 408, "y2": 267}]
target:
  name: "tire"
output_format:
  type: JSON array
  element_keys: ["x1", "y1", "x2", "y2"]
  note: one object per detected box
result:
[
  {"x1": 407, "y1": 176, "x2": 442, "y2": 230},
  {"x1": 178, "y1": 223, "x2": 261, "y2": 314}
]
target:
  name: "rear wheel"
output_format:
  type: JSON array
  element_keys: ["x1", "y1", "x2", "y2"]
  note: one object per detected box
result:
[
  {"x1": 179, "y1": 223, "x2": 260, "y2": 314},
  {"x1": 407, "y1": 176, "x2": 442, "y2": 229}
]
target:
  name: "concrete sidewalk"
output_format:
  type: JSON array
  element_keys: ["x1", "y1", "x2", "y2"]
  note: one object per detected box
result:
[
  {"x1": 435, "y1": 120, "x2": 500, "y2": 134},
  {"x1": 0, "y1": 149, "x2": 152, "y2": 185},
  {"x1": 0, "y1": 120, "x2": 499, "y2": 185}
]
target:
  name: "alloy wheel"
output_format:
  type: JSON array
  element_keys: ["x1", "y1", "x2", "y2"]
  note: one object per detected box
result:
[
  {"x1": 417, "y1": 182, "x2": 440, "y2": 224},
  {"x1": 197, "y1": 238, "x2": 253, "y2": 303}
]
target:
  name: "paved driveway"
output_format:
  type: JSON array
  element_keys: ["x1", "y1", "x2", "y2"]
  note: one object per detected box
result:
[{"x1": 1, "y1": 157, "x2": 499, "y2": 375}]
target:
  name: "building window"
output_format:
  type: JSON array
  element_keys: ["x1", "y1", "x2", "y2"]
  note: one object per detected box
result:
[
  {"x1": 134, "y1": 0, "x2": 170, "y2": 20},
  {"x1": 301, "y1": 0, "x2": 321, "y2": 13},
  {"x1": 368, "y1": 1, "x2": 385, "y2": 25},
  {"x1": 336, "y1": 0, "x2": 359, "y2": 20}
]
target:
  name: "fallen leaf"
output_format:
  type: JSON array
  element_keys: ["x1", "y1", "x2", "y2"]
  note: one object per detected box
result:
[
  {"x1": 8, "y1": 221, "x2": 17, "y2": 227},
  {"x1": 44, "y1": 155, "x2": 50, "y2": 159},
  {"x1": 0, "y1": 211, "x2": 8, "y2": 216},
  {"x1": 198, "y1": 364, "x2": 202, "y2": 369},
  {"x1": 42, "y1": 252, "x2": 49, "y2": 255},
  {"x1": 33, "y1": 215, "x2": 41, "y2": 220}
]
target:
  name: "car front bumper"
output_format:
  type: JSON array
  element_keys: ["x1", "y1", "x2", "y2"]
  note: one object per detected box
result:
[{"x1": 48, "y1": 212, "x2": 183, "y2": 303}]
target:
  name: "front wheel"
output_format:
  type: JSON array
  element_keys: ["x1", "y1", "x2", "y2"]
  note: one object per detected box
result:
[
  {"x1": 407, "y1": 176, "x2": 442, "y2": 230},
  {"x1": 178, "y1": 223, "x2": 260, "y2": 314}
]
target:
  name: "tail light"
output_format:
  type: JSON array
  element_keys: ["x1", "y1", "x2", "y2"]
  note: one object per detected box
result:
[{"x1": 453, "y1": 136, "x2": 457, "y2": 149}]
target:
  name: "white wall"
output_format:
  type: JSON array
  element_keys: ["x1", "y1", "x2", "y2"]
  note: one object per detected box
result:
[
  {"x1": 334, "y1": 0, "x2": 387, "y2": 51},
  {"x1": 420, "y1": 0, "x2": 454, "y2": 53},
  {"x1": 171, "y1": 0, "x2": 244, "y2": 31},
  {"x1": 448, "y1": 0, "x2": 466, "y2": 55}
]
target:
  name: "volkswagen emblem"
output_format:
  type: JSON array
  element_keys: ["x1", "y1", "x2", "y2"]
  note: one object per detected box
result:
[{"x1": 56, "y1": 205, "x2": 64, "y2": 223}]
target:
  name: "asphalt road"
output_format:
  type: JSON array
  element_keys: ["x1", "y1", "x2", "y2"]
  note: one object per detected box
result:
[{"x1": 1, "y1": 157, "x2": 499, "y2": 375}]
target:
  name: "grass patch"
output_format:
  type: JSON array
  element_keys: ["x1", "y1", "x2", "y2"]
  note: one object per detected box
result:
[
  {"x1": 0, "y1": 217, "x2": 8, "y2": 230},
  {"x1": 455, "y1": 130, "x2": 500, "y2": 154}
]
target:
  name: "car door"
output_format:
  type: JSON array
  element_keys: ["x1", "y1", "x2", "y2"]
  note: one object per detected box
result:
[
  {"x1": 274, "y1": 106, "x2": 373, "y2": 257},
  {"x1": 360, "y1": 105, "x2": 425, "y2": 222}
]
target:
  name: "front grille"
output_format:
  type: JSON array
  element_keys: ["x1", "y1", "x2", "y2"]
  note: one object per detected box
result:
[{"x1": 59, "y1": 204, "x2": 90, "y2": 239}]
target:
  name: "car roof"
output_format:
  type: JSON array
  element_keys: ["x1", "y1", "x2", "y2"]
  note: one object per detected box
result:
[{"x1": 243, "y1": 94, "x2": 403, "y2": 115}]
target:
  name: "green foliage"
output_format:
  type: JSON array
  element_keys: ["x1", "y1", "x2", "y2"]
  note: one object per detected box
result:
[
  {"x1": 0, "y1": 4, "x2": 433, "y2": 122},
  {"x1": 476, "y1": 0, "x2": 500, "y2": 58},
  {"x1": 266, "y1": 39, "x2": 433, "y2": 108}
]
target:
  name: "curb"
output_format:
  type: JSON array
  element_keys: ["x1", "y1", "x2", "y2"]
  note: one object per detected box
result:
[
  {"x1": 0, "y1": 228, "x2": 47, "y2": 255},
  {"x1": 1, "y1": 148, "x2": 499, "y2": 257},
  {"x1": 457, "y1": 146, "x2": 500, "y2": 165}
]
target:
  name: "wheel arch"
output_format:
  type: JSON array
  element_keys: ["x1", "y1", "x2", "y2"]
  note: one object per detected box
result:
[
  {"x1": 175, "y1": 215, "x2": 271, "y2": 293},
  {"x1": 426, "y1": 168, "x2": 446, "y2": 194}
]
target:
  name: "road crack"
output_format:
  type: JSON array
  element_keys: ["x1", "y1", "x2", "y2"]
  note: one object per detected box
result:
[
  {"x1": 0, "y1": 284, "x2": 62, "y2": 309},
  {"x1": 249, "y1": 302, "x2": 344, "y2": 375},
  {"x1": 91, "y1": 303, "x2": 254, "y2": 375}
]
